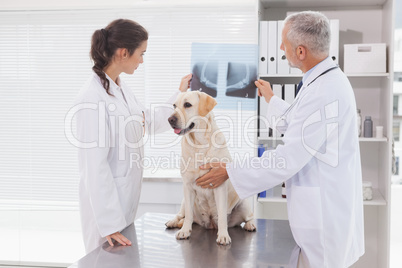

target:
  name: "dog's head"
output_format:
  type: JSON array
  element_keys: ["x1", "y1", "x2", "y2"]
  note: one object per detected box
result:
[{"x1": 168, "y1": 91, "x2": 217, "y2": 135}]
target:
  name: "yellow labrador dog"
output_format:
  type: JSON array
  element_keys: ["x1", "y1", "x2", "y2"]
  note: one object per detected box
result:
[{"x1": 165, "y1": 91, "x2": 256, "y2": 245}]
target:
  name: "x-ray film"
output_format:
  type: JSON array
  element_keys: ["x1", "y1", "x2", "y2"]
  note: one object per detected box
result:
[{"x1": 190, "y1": 43, "x2": 258, "y2": 110}]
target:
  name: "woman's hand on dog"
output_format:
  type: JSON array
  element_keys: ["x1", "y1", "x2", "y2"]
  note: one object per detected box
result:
[
  {"x1": 196, "y1": 162, "x2": 229, "y2": 189},
  {"x1": 179, "y1": 74, "x2": 193, "y2": 92}
]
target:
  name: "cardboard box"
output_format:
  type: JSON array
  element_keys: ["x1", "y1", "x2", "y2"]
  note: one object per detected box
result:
[{"x1": 344, "y1": 43, "x2": 386, "y2": 73}]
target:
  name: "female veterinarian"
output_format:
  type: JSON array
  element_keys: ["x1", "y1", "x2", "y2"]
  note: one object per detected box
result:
[
  {"x1": 75, "y1": 19, "x2": 192, "y2": 253},
  {"x1": 196, "y1": 11, "x2": 364, "y2": 268}
]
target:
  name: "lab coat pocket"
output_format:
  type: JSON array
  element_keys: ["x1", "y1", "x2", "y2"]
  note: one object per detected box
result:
[{"x1": 289, "y1": 185, "x2": 323, "y2": 230}]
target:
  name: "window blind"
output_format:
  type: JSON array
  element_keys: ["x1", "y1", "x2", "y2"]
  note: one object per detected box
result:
[{"x1": 0, "y1": 6, "x2": 257, "y2": 209}]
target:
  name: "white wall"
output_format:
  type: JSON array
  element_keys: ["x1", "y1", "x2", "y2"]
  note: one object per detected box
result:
[
  {"x1": 137, "y1": 180, "x2": 183, "y2": 219},
  {"x1": 395, "y1": 29, "x2": 402, "y2": 72},
  {"x1": 0, "y1": 0, "x2": 254, "y2": 10}
]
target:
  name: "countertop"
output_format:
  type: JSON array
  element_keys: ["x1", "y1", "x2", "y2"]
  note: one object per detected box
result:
[{"x1": 68, "y1": 213, "x2": 297, "y2": 268}]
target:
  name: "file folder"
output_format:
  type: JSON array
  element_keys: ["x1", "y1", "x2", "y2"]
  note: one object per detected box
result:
[
  {"x1": 284, "y1": 84, "x2": 296, "y2": 104},
  {"x1": 273, "y1": 84, "x2": 283, "y2": 98},
  {"x1": 272, "y1": 84, "x2": 283, "y2": 137},
  {"x1": 258, "y1": 95, "x2": 269, "y2": 138},
  {"x1": 267, "y1": 21, "x2": 277, "y2": 75},
  {"x1": 259, "y1": 21, "x2": 268, "y2": 75},
  {"x1": 277, "y1": 20, "x2": 290, "y2": 74},
  {"x1": 329, "y1": 19, "x2": 339, "y2": 64}
]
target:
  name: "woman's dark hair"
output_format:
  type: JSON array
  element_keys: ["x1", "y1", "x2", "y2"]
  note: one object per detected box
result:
[{"x1": 90, "y1": 19, "x2": 148, "y2": 95}]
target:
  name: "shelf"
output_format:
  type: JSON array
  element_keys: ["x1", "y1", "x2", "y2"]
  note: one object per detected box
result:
[
  {"x1": 258, "y1": 137, "x2": 388, "y2": 142},
  {"x1": 258, "y1": 75, "x2": 302, "y2": 84},
  {"x1": 346, "y1": 73, "x2": 390, "y2": 77},
  {"x1": 359, "y1": 137, "x2": 388, "y2": 142},
  {"x1": 258, "y1": 137, "x2": 283, "y2": 142},
  {"x1": 258, "y1": 195, "x2": 287, "y2": 203},
  {"x1": 256, "y1": 1, "x2": 393, "y2": 267},
  {"x1": 259, "y1": 73, "x2": 389, "y2": 78},
  {"x1": 259, "y1": 74, "x2": 303, "y2": 78},
  {"x1": 260, "y1": 0, "x2": 388, "y2": 8},
  {"x1": 257, "y1": 188, "x2": 386, "y2": 206},
  {"x1": 364, "y1": 189, "x2": 387, "y2": 205}
]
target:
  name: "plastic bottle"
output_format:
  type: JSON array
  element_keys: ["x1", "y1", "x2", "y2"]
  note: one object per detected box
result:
[
  {"x1": 362, "y1": 181, "x2": 373, "y2": 201},
  {"x1": 357, "y1": 109, "x2": 362, "y2": 137},
  {"x1": 363, "y1": 116, "x2": 373, "y2": 138}
]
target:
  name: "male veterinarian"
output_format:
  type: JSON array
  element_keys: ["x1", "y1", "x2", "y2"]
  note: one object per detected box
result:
[{"x1": 196, "y1": 11, "x2": 364, "y2": 268}]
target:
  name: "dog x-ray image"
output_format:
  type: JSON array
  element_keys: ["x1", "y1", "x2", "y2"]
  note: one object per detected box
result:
[
  {"x1": 191, "y1": 61, "x2": 218, "y2": 97},
  {"x1": 226, "y1": 62, "x2": 257, "y2": 98},
  {"x1": 190, "y1": 43, "x2": 258, "y2": 109},
  {"x1": 190, "y1": 43, "x2": 258, "y2": 110},
  {"x1": 191, "y1": 61, "x2": 257, "y2": 99}
]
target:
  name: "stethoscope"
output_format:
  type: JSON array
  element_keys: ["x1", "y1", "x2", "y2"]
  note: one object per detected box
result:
[
  {"x1": 118, "y1": 85, "x2": 146, "y2": 168},
  {"x1": 119, "y1": 86, "x2": 146, "y2": 137},
  {"x1": 279, "y1": 66, "x2": 339, "y2": 121}
]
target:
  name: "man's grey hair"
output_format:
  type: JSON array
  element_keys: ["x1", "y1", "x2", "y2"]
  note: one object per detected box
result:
[{"x1": 284, "y1": 11, "x2": 330, "y2": 58}]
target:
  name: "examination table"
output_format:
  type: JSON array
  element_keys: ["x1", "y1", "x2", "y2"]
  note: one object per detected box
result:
[{"x1": 68, "y1": 213, "x2": 296, "y2": 267}]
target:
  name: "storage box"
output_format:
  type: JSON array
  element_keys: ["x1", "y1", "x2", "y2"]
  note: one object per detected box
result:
[{"x1": 344, "y1": 43, "x2": 386, "y2": 73}]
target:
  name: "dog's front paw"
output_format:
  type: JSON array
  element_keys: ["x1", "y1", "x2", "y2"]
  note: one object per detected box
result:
[
  {"x1": 244, "y1": 220, "x2": 257, "y2": 232},
  {"x1": 176, "y1": 228, "x2": 192, "y2": 240},
  {"x1": 216, "y1": 231, "x2": 231, "y2": 245},
  {"x1": 165, "y1": 217, "x2": 184, "y2": 229}
]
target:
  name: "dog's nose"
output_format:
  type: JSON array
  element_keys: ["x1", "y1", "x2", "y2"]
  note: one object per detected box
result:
[{"x1": 168, "y1": 116, "x2": 177, "y2": 126}]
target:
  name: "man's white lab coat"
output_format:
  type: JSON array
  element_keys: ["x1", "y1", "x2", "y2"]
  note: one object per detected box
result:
[
  {"x1": 75, "y1": 73, "x2": 178, "y2": 253},
  {"x1": 227, "y1": 57, "x2": 365, "y2": 267}
]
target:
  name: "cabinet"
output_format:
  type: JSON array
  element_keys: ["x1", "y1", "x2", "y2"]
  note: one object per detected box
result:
[{"x1": 254, "y1": 1, "x2": 394, "y2": 267}]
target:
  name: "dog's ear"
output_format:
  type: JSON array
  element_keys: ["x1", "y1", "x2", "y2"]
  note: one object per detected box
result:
[{"x1": 198, "y1": 92, "x2": 217, "y2": 116}]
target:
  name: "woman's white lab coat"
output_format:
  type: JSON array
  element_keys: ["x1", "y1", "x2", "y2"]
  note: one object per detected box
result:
[
  {"x1": 75, "y1": 73, "x2": 179, "y2": 253},
  {"x1": 227, "y1": 58, "x2": 365, "y2": 267}
]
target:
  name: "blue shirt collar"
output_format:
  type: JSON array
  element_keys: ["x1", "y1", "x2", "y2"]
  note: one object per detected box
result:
[{"x1": 302, "y1": 57, "x2": 330, "y2": 84}]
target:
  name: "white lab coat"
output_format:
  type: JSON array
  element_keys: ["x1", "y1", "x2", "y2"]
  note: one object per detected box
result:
[
  {"x1": 75, "y1": 73, "x2": 179, "y2": 253},
  {"x1": 227, "y1": 58, "x2": 364, "y2": 267}
]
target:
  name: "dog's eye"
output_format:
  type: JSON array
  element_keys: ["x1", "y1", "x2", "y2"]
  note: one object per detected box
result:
[
  {"x1": 173, "y1": 104, "x2": 176, "y2": 108},
  {"x1": 184, "y1": 102, "x2": 192, "y2": 108}
]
